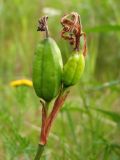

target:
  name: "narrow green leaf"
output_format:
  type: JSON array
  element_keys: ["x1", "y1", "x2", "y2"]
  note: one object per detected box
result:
[
  {"x1": 85, "y1": 25, "x2": 120, "y2": 33},
  {"x1": 93, "y1": 108, "x2": 120, "y2": 124},
  {"x1": 89, "y1": 80, "x2": 120, "y2": 91},
  {"x1": 61, "y1": 102, "x2": 85, "y2": 113}
]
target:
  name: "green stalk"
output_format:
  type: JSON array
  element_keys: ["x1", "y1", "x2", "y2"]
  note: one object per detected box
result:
[{"x1": 34, "y1": 144, "x2": 45, "y2": 160}]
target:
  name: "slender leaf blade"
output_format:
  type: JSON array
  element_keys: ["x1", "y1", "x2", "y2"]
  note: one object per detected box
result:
[{"x1": 85, "y1": 25, "x2": 120, "y2": 33}]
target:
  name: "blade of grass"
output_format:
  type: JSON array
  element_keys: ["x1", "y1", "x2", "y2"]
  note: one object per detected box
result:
[
  {"x1": 88, "y1": 80, "x2": 120, "y2": 91},
  {"x1": 92, "y1": 108, "x2": 120, "y2": 124},
  {"x1": 86, "y1": 25, "x2": 120, "y2": 33},
  {"x1": 65, "y1": 110, "x2": 81, "y2": 159}
]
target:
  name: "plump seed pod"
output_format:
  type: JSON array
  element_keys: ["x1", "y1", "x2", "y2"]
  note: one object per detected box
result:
[
  {"x1": 62, "y1": 51, "x2": 85, "y2": 87},
  {"x1": 32, "y1": 37, "x2": 63, "y2": 102},
  {"x1": 61, "y1": 12, "x2": 87, "y2": 87}
]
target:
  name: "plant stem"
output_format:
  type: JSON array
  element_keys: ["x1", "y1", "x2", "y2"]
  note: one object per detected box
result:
[
  {"x1": 34, "y1": 88, "x2": 69, "y2": 160},
  {"x1": 34, "y1": 144, "x2": 45, "y2": 160},
  {"x1": 45, "y1": 89, "x2": 69, "y2": 138}
]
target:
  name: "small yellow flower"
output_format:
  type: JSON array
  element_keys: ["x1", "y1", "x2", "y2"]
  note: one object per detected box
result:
[{"x1": 10, "y1": 79, "x2": 33, "y2": 87}]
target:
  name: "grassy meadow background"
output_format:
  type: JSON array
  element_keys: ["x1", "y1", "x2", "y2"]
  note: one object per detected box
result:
[{"x1": 0, "y1": 0, "x2": 120, "y2": 159}]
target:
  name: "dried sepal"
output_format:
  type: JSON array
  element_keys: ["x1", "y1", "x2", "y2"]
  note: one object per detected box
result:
[{"x1": 61, "y1": 12, "x2": 87, "y2": 56}]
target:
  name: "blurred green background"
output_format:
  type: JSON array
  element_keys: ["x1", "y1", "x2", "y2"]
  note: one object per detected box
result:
[{"x1": 0, "y1": 0, "x2": 120, "y2": 159}]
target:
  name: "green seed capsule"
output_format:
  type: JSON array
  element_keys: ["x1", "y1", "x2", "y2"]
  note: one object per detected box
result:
[
  {"x1": 63, "y1": 51, "x2": 85, "y2": 87},
  {"x1": 32, "y1": 37, "x2": 63, "y2": 102}
]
